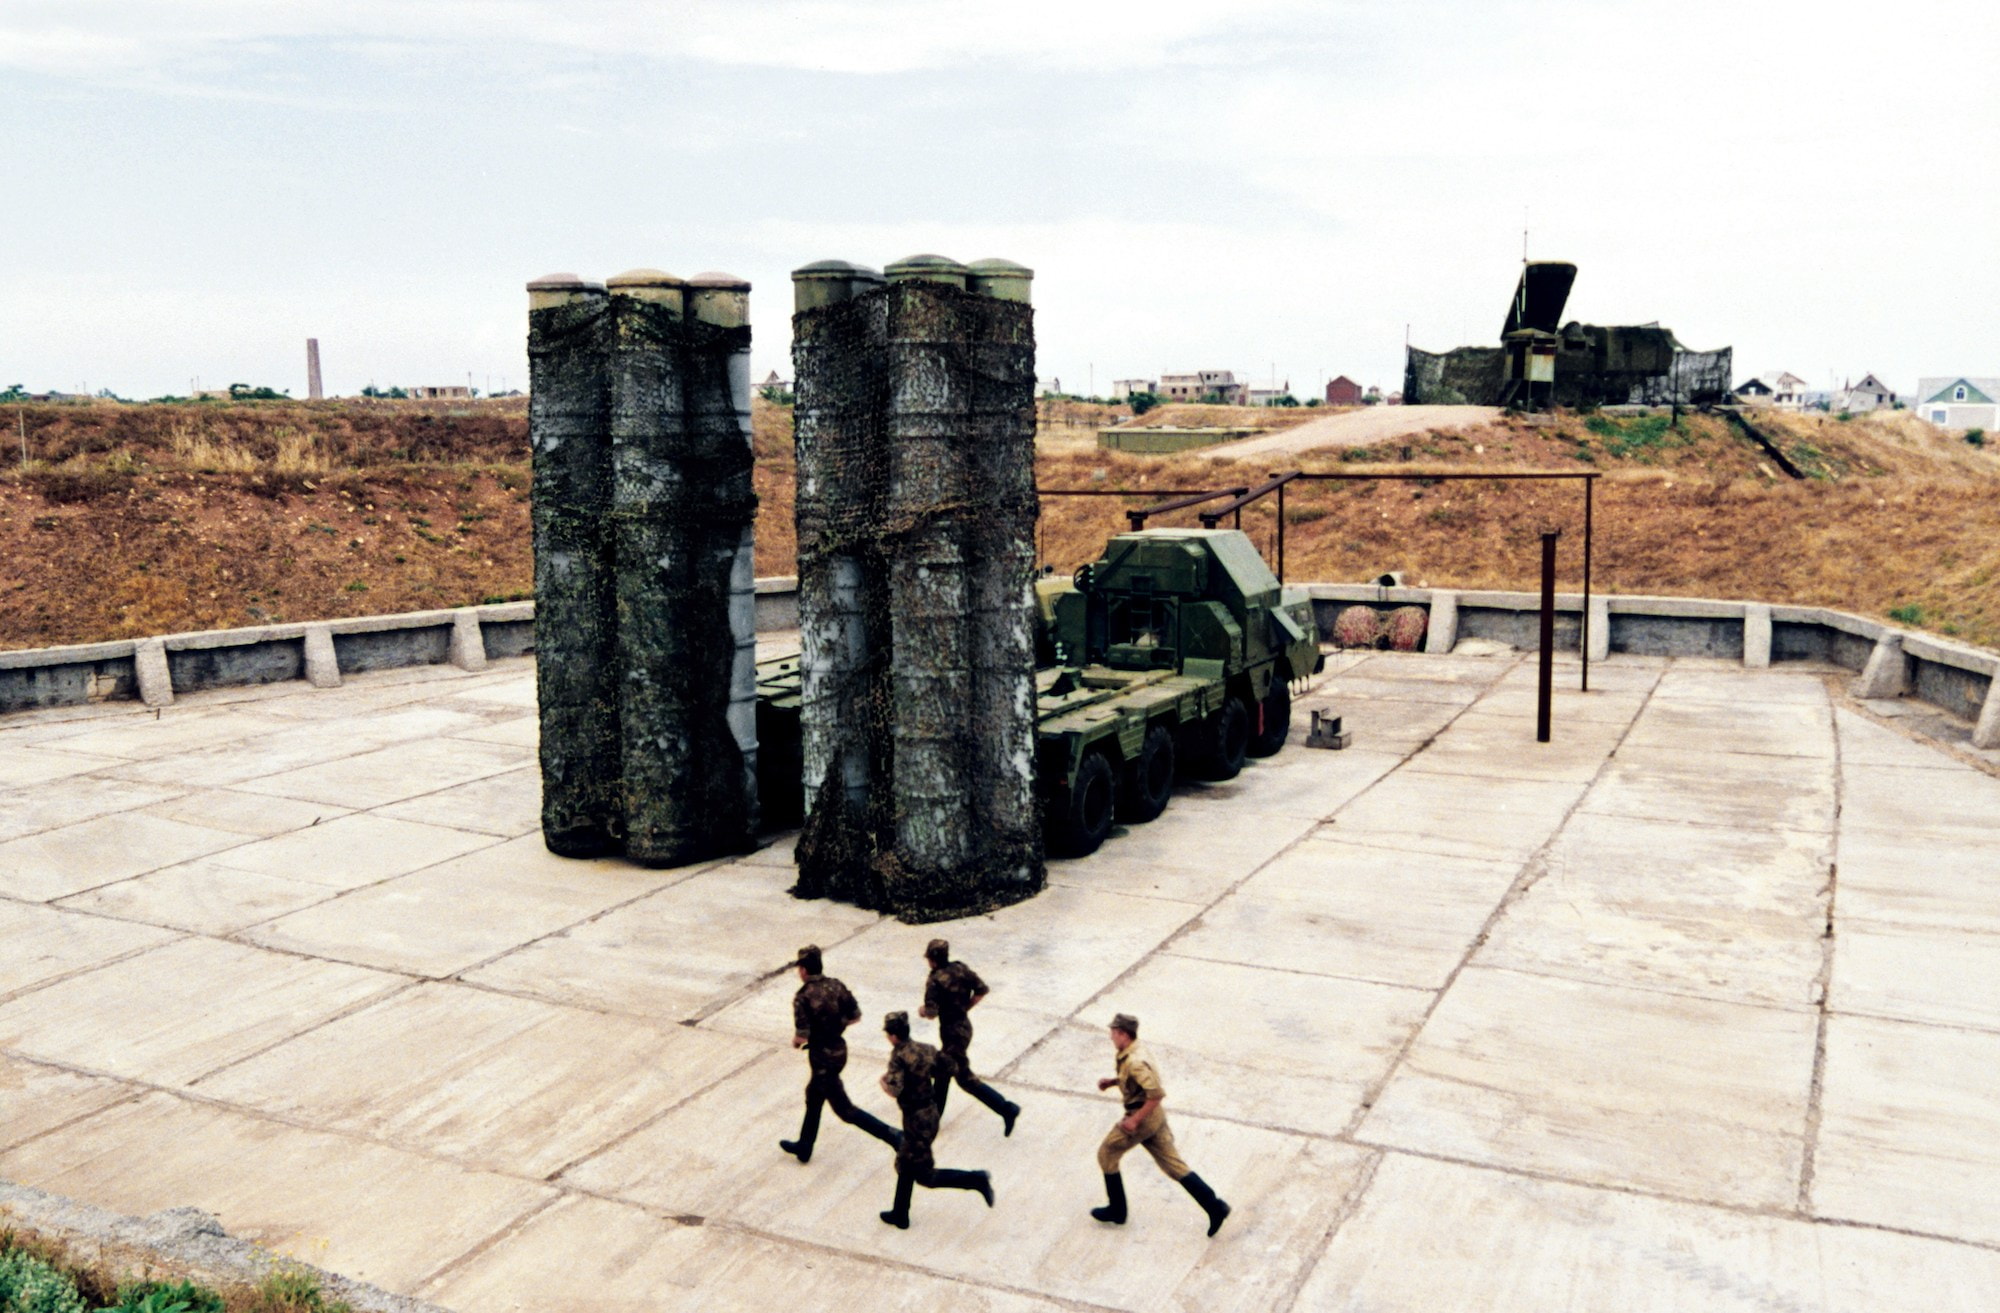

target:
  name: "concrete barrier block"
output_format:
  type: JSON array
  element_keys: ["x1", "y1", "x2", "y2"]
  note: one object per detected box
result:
[
  {"x1": 303, "y1": 625, "x2": 341, "y2": 689},
  {"x1": 1975, "y1": 676, "x2": 2000, "y2": 750},
  {"x1": 1853, "y1": 632, "x2": 1910, "y2": 699},
  {"x1": 448, "y1": 610, "x2": 488, "y2": 672},
  {"x1": 134, "y1": 638, "x2": 173, "y2": 708},
  {"x1": 1424, "y1": 591, "x2": 1459, "y2": 653},
  {"x1": 1587, "y1": 595, "x2": 1611, "y2": 662},
  {"x1": 1743, "y1": 603, "x2": 1772, "y2": 669}
]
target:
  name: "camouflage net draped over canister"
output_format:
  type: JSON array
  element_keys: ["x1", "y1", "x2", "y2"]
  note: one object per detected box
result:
[
  {"x1": 527, "y1": 269, "x2": 759, "y2": 866},
  {"x1": 791, "y1": 257, "x2": 1044, "y2": 921}
]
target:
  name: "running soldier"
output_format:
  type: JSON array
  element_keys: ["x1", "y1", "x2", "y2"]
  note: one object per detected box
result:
[
  {"x1": 877, "y1": 1011, "x2": 995, "y2": 1229},
  {"x1": 917, "y1": 938, "x2": 1020, "y2": 1133},
  {"x1": 1089, "y1": 1012, "x2": 1230, "y2": 1235},
  {"x1": 780, "y1": 945, "x2": 900, "y2": 1162}
]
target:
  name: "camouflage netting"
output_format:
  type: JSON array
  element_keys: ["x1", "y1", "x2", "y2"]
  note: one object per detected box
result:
[
  {"x1": 527, "y1": 271, "x2": 759, "y2": 866},
  {"x1": 791, "y1": 258, "x2": 1044, "y2": 922},
  {"x1": 1405, "y1": 332, "x2": 1732, "y2": 407},
  {"x1": 1403, "y1": 346, "x2": 1504, "y2": 406}
]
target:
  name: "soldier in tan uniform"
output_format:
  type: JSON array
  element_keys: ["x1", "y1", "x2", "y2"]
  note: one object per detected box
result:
[
  {"x1": 780, "y1": 945, "x2": 901, "y2": 1163},
  {"x1": 917, "y1": 938, "x2": 1020, "y2": 1133},
  {"x1": 877, "y1": 1011, "x2": 995, "y2": 1229},
  {"x1": 1090, "y1": 1012, "x2": 1230, "y2": 1235}
]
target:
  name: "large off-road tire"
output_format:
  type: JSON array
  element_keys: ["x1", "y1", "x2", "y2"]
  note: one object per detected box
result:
[
  {"x1": 1117, "y1": 724, "x2": 1176, "y2": 823},
  {"x1": 1190, "y1": 695, "x2": 1251, "y2": 782},
  {"x1": 1248, "y1": 679, "x2": 1292, "y2": 758},
  {"x1": 1048, "y1": 750, "x2": 1117, "y2": 857}
]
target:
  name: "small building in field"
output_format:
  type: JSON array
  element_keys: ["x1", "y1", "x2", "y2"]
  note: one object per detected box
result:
[
  {"x1": 1159, "y1": 370, "x2": 1246, "y2": 404},
  {"x1": 1915, "y1": 377, "x2": 2000, "y2": 430},
  {"x1": 408, "y1": 385, "x2": 473, "y2": 400},
  {"x1": 1325, "y1": 375, "x2": 1364, "y2": 406},
  {"x1": 756, "y1": 370, "x2": 793, "y2": 399},
  {"x1": 1110, "y1": 379, "x2": 1157, "y2": 400},
  {"x1": 1832, "y1": 373, "x2": 1897, "y2": 413},
  {"x1": 1247, "y1": 382, "x2": 1294, "y2": 407}
]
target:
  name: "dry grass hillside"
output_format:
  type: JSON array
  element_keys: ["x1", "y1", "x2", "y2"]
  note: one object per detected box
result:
[{"x1": 3, "y1": 398, "x2": 1997, "y2": 652}]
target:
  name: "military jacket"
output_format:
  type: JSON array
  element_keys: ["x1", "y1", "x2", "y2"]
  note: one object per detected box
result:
[
  {"x1": 792, "y1": 974, "x2": 861, "y2": 1053},
  {"x1": 883, "y1": 1038, "x2": 947, "y2": 1114},
  {"x1": 924, "y1": 960, "x2": 988, "y2": 1023},
  {"x1": 1113, "y1": 1040, "x2": 1166, "y2": 1113}
]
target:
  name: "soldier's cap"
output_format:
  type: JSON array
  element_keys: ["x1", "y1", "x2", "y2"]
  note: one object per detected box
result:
[
  {"x1": 794, "y1": 945, "x2": 822, "y2": 974},
  {"x1": 1109, "y1": 1012, "x2": 1140, "y2": 1037},
  {"x1": 883, "y1": 1010, "x2": 911, "y2": 1038},
  {"x1": 925, "y1": 938, "x2": 950, "y2": 963}
]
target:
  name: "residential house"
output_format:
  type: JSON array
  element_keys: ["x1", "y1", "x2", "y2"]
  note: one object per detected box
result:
[
  {"x1": 1158, "y1": 370, "x2": 1246, "y2": 404},
  {"x1": 1832, "y1": 373, "x2": 1896, "y2": 413},
  {"x1": 1246, "y1": 383, "x2": 1294, "y2": 407},
  {"x1": 1735, "y1": 372, "x2": 1809, "y2": 409},
  {"x1": 755, "y1": 370, "x2": 792, "y2": 399},
  {"x1": 1110, "y1": 379, "x2": 1157, "y2": 400},
  {"x1": 1325, "y1": 375, "x2": 1364, "y2": 406},
  {"x1": 1915, "y1": 377, "x2": 2000, "y2": 430},
  {"x1": 408, "y1": 385, "x2": 472, "y2": 400}
]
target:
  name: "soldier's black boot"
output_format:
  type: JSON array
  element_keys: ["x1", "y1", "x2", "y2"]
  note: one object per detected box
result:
[
  {"x1": 780, "y1": 1097, "x2": 822, "y2": 1163},
  {"x1": 969, "y1": 1080, "x2": 1020, "y2": 1137},
  {"x1": 1179, "y1": 1172, "x2": 1231, "y2": 1236},
  {"x1": 880, "y1": 1173, "x2": 914, "y2": 1229},
  {"x1": 929, "y1": 1168, "x2": 995, "y2": 1207},
  {"x1": 1090, "y1": 1172, "x2": 1127, "y2": 1225}
]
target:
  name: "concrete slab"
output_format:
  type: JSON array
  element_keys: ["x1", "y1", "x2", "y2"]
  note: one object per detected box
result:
[
  {"x1": 1649, "y1": 667, "x2": 1833, "y2": 706},
  {"x1": 1469, "y1": 685, "x2": 1653, "y2": 727},
  {"x1": 47, "y1": 708, "x2": 298, "y2": 761},
  {"x1": 138, "y1": 787, "x2": 350, "y2": 837},
  {"x1": 1839, "y1": 762, "x2": 2000, "y2": 846},
  {"x1": 0, "y1": 1091, "x2": 551, "y2": 1291},
  {"x1": 1172, "y1": 839, "x2": 1520, "y2": 990},
  {"x1": 0, "y1": 900, "x2": 179, "y2": 1000},
  {"x1": 1835, "y1": 829, "x2": 2000, "y2": 936},
  {"x1": 464, "y1": 860, "x2": 879, "y2": 1022},
  {"x1": 1045, "y1": 805, "x2": 1320, "y2": 903},
  {"x1": 0, "y1": 811, "x2": 248, "y2": 901},
  {"x1": 1163, "y1": 749, "x2": 1405, "y2": 823},
  {"x1": 207, "y1": 811, "x2": 502, "y2": 891},
  {"x1": 1290, "y1": 695, "x2": 1462, "y2": 752},
  {"x1": 1409, "y1": 710, "x2": 1630, "y2": 783},
  {"x1": 436, "y1": 677, "x2": 538, "y2": 711},
  {"x1": 1830, "y1": 919, "x2": 2000, "y2": 1031},
  {"x1": 1580, "y1": 746, "x2": 1835, "y2": 834},
  {"x1": 241, "y1": 834, "x2": 687, "y2": 977},
  {"x1": 1621, "y1": 698, "x2": 1835, "y2": 759},
  {"x1": 374, "y1": 765, "x2": 542, "y2": 838},
  {"x1": 1358, "y1": 966, "x2": 1818, "y2": 1209},
  {"x1": 0, "y1": 1054, "x2": 134, "y2": 1152},
  {"x1": 1007, "y1": 954, "x2": 1430, "y2": 1138},
  {"x1": 1478, "y1": 812, "x2": 1830, "y2": 1009},
  {"x1": 1319, "y1": 771, "x2": 1587, "y2": 863},
  {"x1": 57, "y1": 858, "x2": 336, "y2": 935},
  {"x1": 0, "y1": 937, "x2": 404, "y2": 1084},
  {"x1": 0, "y1": 776, "x2": 183, "y2": 844},
  {"x1": 236, "y1": 736, "x2": 529, "y2": 809},
  {"x1": 447, "y1": 715, "x2": 538, "y2": 748},
  {"x1": 0, "y1": 746, "x2": 125, "y2": 789},
  {"x1": 94, "y1": 707, "x2": 500, "y2": 790},
  {"x1": 426, "y1": 1192, "x2": 1068, "y2": 1313},
  {"x1": 1835, "y1": 706, "x2": 1968, "y2": 769},
  {"x1": 1814, "y1": 1014, "x2": 2000, "y2": 1247},
  {"x1": 198, "y1": 982, "x2": 767, "y2": 1178},
  {"x1": 1298, "y1": 1150, "x2": 2000, "y2": 1312},
  {"x1": 1311, "y1": 675, "x2": 1489, "y2": 708}
]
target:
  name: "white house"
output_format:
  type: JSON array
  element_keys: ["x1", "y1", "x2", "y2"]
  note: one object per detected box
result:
[
  {"x1": 1734, "y1": 371, "x2": 1810, "y2": 408},
  {"x1": 1832, "y1": 373, "x2": 1896, "y2": 413},
  {"x1": 1109, "y1": 379, "x2": 1157, "y2": 400},
  {"x1": 1915, "y1": 377, "x2": 2000, "y2": 430}
]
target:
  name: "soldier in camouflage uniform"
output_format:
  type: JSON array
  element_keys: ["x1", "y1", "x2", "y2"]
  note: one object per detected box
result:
[
  {"x1": 877, "y1": 1010, "x2": 995, "y2": 1229},
  {"x1": 918, "y1": 938, "x2": 1020, "y2": 1133},
  {"x1": 780, "y1": 945, "x2": 901, "y2": 1163},
  {"x1": 1090, "y1": 1012, "x2": 1230, "y2": 1235}
]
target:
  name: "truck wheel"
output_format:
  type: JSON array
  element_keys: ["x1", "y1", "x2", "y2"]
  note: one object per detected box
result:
[
  {"x1": 1117, "y1": 724, "x2": 1176, "y2": 823},
  {"x1": 1248, "y1": 680, "x2": 1292, "y2": 757},
  {"x1": 1194, "y1": 696, "x2": 1251, "y2": 781},
  {"x1": 1050, "y1": 751, "x2": 1117, "y2": 857}
]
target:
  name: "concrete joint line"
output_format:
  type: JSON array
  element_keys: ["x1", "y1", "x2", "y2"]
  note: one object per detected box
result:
[
  {"x1": 1271, "y1": 1148, "x2": 1387, "y2": 1313},
  {"x1": 1797, "y1": 715, "x2": 1845, "y2": 1213},
  {"x1": 408, "y1": 1191, "x2": 565, "y2": 1296}
]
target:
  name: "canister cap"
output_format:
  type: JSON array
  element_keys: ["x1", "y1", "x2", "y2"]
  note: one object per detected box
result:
[
  {"x1": 606, "y1": 268, "x2": 686, "y2": 290},
  {"x1": 884, "y1": 253, "x2": 970, "y2": 287}
]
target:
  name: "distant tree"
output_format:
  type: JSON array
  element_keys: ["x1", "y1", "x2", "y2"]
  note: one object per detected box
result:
[
  {"x1": 227, "y1": 383, "x2": 288, "y2": 400},
  {"x1": 361, "y1": 385, "x2": 410, "y2": 399},
  {"x1": 758, "y1": 384, "x2": 794, "y2": 406},
  {"x1": 1967, "y1": 428, "x2": 1986, "y2": 447},
  {"x1": 1270, "y1": 394, "x2": 1300, "y2": 407},
  {"x1": 1128, "y1": 391, "x2": 1162, "y2": 416},
  {"x1": 1306, "y1": 398, "x2": 1323, "y2": 407}
]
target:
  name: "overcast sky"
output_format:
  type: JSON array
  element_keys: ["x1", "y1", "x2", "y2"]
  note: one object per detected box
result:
[{"x1": 2, "y1": 1, "x2": 1994, "y2": 401}]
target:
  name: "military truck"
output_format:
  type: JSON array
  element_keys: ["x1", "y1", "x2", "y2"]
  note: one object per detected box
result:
[{"x1": 755, "y1": 528, "x2": 1324, "y2": 857}]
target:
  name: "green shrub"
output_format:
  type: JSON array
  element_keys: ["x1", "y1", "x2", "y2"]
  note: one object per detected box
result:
[
  {"x1": 1888, "y1": 603, "x2": 1925, "y2": 625},
  {"x1": 1967, "y1": 428, "x2": 1986, "y2": 447},
  {"x1": 0, "y1": 1248, "x2": 88, "y2": 1313},
  {"x1": 106, "y1": 1280, "x2": 226, "y2": 1313},
  {"x1": 245, "y1": 1267, "x2": 352, "y2": 1313}
]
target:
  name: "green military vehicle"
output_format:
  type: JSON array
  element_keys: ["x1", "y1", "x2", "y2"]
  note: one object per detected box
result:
[{"x1": 755, "y1": 528, "x2": 1324, "y2": 857}]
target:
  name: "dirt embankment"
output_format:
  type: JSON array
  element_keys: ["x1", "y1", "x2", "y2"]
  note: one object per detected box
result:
[{"x1": 4, "y1": 399, "x2": 1998, "y2": 652}]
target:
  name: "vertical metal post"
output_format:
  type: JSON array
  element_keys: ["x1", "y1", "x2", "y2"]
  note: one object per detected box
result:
[
  {"x1": 1581, "y1": 476, "x2": 1594, "y2": 692},
  {"x1": 1275, "y1": 475, "x2": 1287, "y2": 583},
  {"x1": 1538, "y1": 530, "x2": 1560, "y2": 744}
]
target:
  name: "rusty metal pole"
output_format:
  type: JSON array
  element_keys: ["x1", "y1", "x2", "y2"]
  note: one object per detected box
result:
[
  {"x1": 1581, "y1": 476, "x2": 1594, "y2": 693},
  {"x1": 1276, "y1": 475, "x2": 1287, "y2": 583},
  {"x1": 1538, "y1": 529, "x2": 1560, "y2": 744}
]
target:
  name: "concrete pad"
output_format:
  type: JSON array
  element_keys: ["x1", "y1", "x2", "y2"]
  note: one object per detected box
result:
[
  {"x1": 1649, "y1": 667, "x2": 1833, "y2": 706},
  {"x1": 1830, "y1": 920, "x2": 2000, "y2": 1031},
  {"x1": 1479, "y1": 812, "x2": 1830, "y2": 1009},
  {"x1": 437, "y1": 678, "x2": 538, "y2": 711},
  {"x1": 1007, "y1": 955, "x2": 1430, "y2": 1138},
  {"x1": 1344, "y1": 652, "x2": 1520, "y2": 684},
  {"x1": 199, "y1": 982, "x2": 767, "y2": 1178},
  {"x1": 1469, "y1": 685, "x2": 1653, "y2": 726},
  {"x1": 1164, "y1": 749, "x2": 1405, "y2": 823},
  {"x1": 1411, "y1": 710, "x2": 1629, "y2": 783},
  {"x1": 1312, "y1": 675, "x2": 1489, "y2": 708},
  {"x1": 1814, "y1": 1014, "x2": 2000, "y2": 1247},
  {"x1": 236, "y1": 737, "x2": 529, "y2": 809},
  {"x1": 1835, "y1": 829, "x2": 2000, "y2": 936},
  {"x1": 0, "y1": 1054, "x2": 134, "y2": 1152},
  {"x1": 1840, "y1": 762, "x2": 2000, "y2": 846},
  {"x1": 1622, "y1": 698, "x2": 1835, "y2": 759},
  {"x1": 139, "y1": 787, "x2": 350, "y2": 837},
  {"x1": 447, "y1": 715, "x2": 538, "y2": 748},
  {"x1": 0, "y1": 900, "x2": 179, "y2": 1000},
  {"x1": 733, "y1": 830, "x2": 798, "y2": 868},
  {"x1": 1835, "y1": 707, "x2": 1967, "y2": 769},
  {"x1": 0, "y1": 776, "x2": 183, "y2": 844},
  {"x1": 1581, "y1": 746, "x2": 1835, "y2": 834},
  {"x1": 1299, "y1": 1150, "x2": 2000, "y2": 1312},
  {"x1": 210, "y1": 811, "x2": 501, "y2": 890},
  {"x1": 1491, "y1": 657, "x2": 1665, "y2": 695},
  {"x1": 426, "y1": 1192, "x2": 1068, "y2": 1313},
  {"x1": 0, "y1": 936, "x2": 403, "y2": 1084},
  {"x1": 50, "y1": 708, "x2": 297, "y2": 760},
  {"x1": 0, "y1": 746, "x2": 125, "y2": 789},
  {"x1": 1292, "y1": 695, "x2": 1461, "y2": 752},
  {"x1": 1358, "y1": 967, "x2": 1818, "y2": 1209},
  {"x1": 1321, "y1": 771, "x2": 1587, "y2": 863},
  {"x1": 464, "y1": 860, "x2": 878, "y2": 1023},
  {"x1": 242, "y1": 834, "x2": 686, "y2": 977},
  {"x1": 0, "y1": 1091, "x2": 551, "y2": 1291},
  {"x1": 57, "y1": 859, "x2": 335, "y2": 935},
  {"x1": 375, "y1": 765, "x2": 542, "y2": 837},
  {"x1": 1046, "y1": 805, "x2": 1319, "y2": 903},
  {"x1": 1173, "y1": 839, "x2": 1520, "y2": 990},
  {"x1": 0, "y1": 811, "x2": 247, "y2": 901}
]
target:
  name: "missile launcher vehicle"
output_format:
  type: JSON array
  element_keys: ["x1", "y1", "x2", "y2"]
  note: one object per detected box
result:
[{"x1": 756, "y1": 527, "x2": 1324, "y2": 857}]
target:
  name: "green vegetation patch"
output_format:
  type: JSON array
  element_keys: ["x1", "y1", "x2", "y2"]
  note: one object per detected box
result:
[{"x1": 1582, "y1": 413, "x2": 1683, "y2": 461}]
